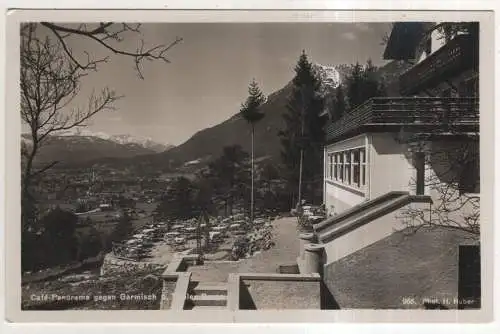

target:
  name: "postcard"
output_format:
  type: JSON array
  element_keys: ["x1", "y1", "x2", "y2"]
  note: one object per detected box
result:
[{"x1": 3, "y1": 8, "x2": 495, "y2": 323}]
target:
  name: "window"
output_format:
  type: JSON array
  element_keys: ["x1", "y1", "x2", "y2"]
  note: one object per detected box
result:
[
  {"x1": 329, "y1": 154, "x2": 333, "y2": 179},
  {"x1": 339, "y1": 153, "x2": 344, "y2": 182},
  {"x1": 325, "y1": 154, "x2": 330, "y2": 178},
  {"x1": 345, "y1": 152, "x2": 351, "y2": 184},
  {"x1": 353, "y1": 150, "x2": 360, "y2": 186},
  {"x1": 361, "y1": 149, "x2": 367, "y2": 186},
  {"x1": 326, "y1": 147, "x2": 367, "y2": 189},
  {"x1": 333, "y1": 154, "x2": 338, "y2": 180}
]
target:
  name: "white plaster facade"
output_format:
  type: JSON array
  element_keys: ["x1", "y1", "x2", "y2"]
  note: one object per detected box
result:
[{"x1": 324, "y1": 133, "x2": 419, "y2": 216}]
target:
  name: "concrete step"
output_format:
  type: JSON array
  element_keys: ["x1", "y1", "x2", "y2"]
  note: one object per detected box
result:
[
  {"x1": 191, "y1": 294, "x2": 227, "y2": 307},
  {"x1": 193, "y1": 283, "x2": 228, "y2": 296}
]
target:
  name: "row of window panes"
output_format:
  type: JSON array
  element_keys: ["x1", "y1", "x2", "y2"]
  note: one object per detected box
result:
[{"x1": 326, "y1": 148, "x2": 367, "y2": 188}]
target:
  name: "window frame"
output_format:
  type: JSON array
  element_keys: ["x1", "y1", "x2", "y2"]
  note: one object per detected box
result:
[{"x1": 326, "y1": 146, "x2": 367, "y2": 191}]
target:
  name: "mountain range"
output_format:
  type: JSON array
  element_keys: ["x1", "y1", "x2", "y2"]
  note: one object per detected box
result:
[
  {"x1": 22, "y1": 61, "x2": 409, "y2": 171},
  {"x1": 56, "y1": 129, "x2": 174, "y2": 153},
  {"x1": 21, "y1": 131, "x2": 174, "y2": 167}
]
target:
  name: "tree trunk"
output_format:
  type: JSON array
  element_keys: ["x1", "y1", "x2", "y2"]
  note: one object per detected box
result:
[
  {"x1": 251, "y1": 124, "x2": 255, "y2": 224},
  {"x1": 22, "y1": 140, "x2": 39, "y2": 230},
  {"x1": 298, "y1": 149, "x2": 304, "y2": 206},
  {"x1": 298, "y1": 89, "x2": 305, "y2": 207}
]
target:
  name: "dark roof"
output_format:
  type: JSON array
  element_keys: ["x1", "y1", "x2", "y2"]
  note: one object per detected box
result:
[{"x1": 383, "y1": 22, "x2": 435, "y2": 60}]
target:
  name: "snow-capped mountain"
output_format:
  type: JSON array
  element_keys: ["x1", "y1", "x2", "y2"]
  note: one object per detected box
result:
[
  {"x1": 313, "y1": 64, "x2": 342, "y2": 94},
  {"x1": 21, "y1": 132, "x2": 157, "y2": 167},
  {"x1": 55, "y1": 129, "x2": 173, "y2": 153},
  {"x1": 108, "y1": 134, "x2": 173, "y2": 153},
  {"x1": 21, "y1": 129, "x2": 174, "y2": 168}
]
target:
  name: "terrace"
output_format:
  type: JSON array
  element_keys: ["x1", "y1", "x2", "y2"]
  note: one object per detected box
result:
[
  {"x1": 159, "y1": 216, "x2": 327, "y2": 311},
  {"x1": 325, "y1": 96, "x2": 479, "y2": 143}
]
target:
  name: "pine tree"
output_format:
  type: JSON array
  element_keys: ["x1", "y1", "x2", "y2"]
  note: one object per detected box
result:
[
  {"x1": 155, "y1": 177, "x2": 197, "y2": 220},
  {"x1": 346, "y1": 61, "x2": 364, "y2": 110},
  {"x1": 279, "y1": 50, "x2": 325, "y2": 206},
  {"x1": 208, "y1": 145, "x2": 250, "y2": 216},
  {"x1": 240, "y1": 79, "x2": 266, "y2": 223},
  {"x1": 364, "y1": 59, "x2": 387, "y2": 98},
  {"x1": 346, "y1": 60, "x2": 387, "y2": 112},
  {"x1": 331, "y1": 84, "x2": 347, "y2": 122}
]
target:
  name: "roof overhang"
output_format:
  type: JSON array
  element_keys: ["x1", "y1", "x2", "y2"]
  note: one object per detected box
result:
[{"x1": 383, "y1": 22, "x2": 435, "y2": 61}]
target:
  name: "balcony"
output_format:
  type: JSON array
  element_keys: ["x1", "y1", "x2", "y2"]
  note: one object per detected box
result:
[
  {"x1": 325, "y1": 97, "x2": 479, "y2": 143},
  {"x1": 399, "y1": 34, "x2": 479, "y2": 96}
]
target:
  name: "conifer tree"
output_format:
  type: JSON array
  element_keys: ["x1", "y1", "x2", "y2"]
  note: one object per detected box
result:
[
  {"x1": 364, "y1": 59, "x2": 387, "y2": 98},
  {"x1": 240, "y1": 79, "x2": 266, "y2": 223},
  {"x1": 279, "y1": 50, "x2": 325, "y2": 206},
  {"x1": 346, "y1": 61, "x2": 364, "y2": 110},
  {"x1": 331, "y1": 84, "x2": 347, "y2": 121},
  {"x1": 346, "y1": 60, "x2": 387, "y2": 112}
]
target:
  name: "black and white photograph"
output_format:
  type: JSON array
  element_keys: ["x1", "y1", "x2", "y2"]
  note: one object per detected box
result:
[{"x1": 2, "y1": 9, "x2": 494, "y2": 323}]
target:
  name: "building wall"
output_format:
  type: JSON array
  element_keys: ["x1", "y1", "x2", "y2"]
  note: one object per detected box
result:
[
  {"x1": 324, "y1": 133, "x2": 416, "y2": 215},
  {"x1": 413, "y1": 23, "x2": 444, "y2": 64},
  {"x1": 369, "y1": 133, "x2": 415, "y2": 198},
  {"x1": 424, "y1": 138, "x2": 480, "y2": 230},
  {"x1": 324, "y1": 182, "x2": 365, "y2": 215}
]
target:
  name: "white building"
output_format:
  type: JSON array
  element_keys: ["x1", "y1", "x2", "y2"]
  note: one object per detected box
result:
[
  {"x1": 323, "y1": 22, "x2": 479, "y2": 218},
  {"x1": 311, "y1": 22, "x2": 481, "y2": 309}
]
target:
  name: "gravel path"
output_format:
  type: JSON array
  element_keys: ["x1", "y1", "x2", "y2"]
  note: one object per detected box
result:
[{"x1": 189, "y1": 217, "x2": 300, "y2": 282}]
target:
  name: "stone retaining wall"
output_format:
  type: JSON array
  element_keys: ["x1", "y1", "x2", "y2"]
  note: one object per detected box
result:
[
  {"x1": 100, "y1": 253, "x2": 166, "y2": 276},
  {"x1": 228, "y1": 273, "x2": 322, "y2": 310}
]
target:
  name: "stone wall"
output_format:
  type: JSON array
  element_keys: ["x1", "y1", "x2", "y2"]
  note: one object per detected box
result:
[
  {"x1": 240, "y1": 279, "x2": 321, "y2": 310},
  {"x1": 100, "y1": 253, "x2": 166, "y2": 277}
]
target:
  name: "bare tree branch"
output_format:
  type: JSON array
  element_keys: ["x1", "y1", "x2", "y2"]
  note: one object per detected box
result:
[
  {"x1": 39, "y1": 22, "x2": 183, "y2": 79},
  {"x1": 395, "y1": 128, "x2": 480, "y2": 236},
  {"x1": 20, "y1": 21, "x2": 181, "y2": 230}
]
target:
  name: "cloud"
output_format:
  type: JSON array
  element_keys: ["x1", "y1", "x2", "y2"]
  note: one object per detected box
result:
[
  {"x1": 340, "y1": 23, "x2": 373, "y2": 41},
  {"x1": 354, "y1": 23, "x2": 371, "y2": 32},
  {"x1": 105, "y1": 115, "x2": 123, "y2": 122},
  {"x1": 341, "y1": 32, "x2": 357, "y2": 41}
]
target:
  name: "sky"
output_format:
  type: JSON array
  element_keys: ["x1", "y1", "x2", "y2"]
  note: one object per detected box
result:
[{"x1": 28, "y1": 22, "x2": 393, "y2": 146}]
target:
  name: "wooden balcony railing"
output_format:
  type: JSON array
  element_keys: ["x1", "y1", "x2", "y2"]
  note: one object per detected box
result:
[
  {"x1": 399, "y1": 34, "x2": 478, "y2": 96},
  {"x1": 325, "y1": 97, "x2": 479, "y2": 143}
]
